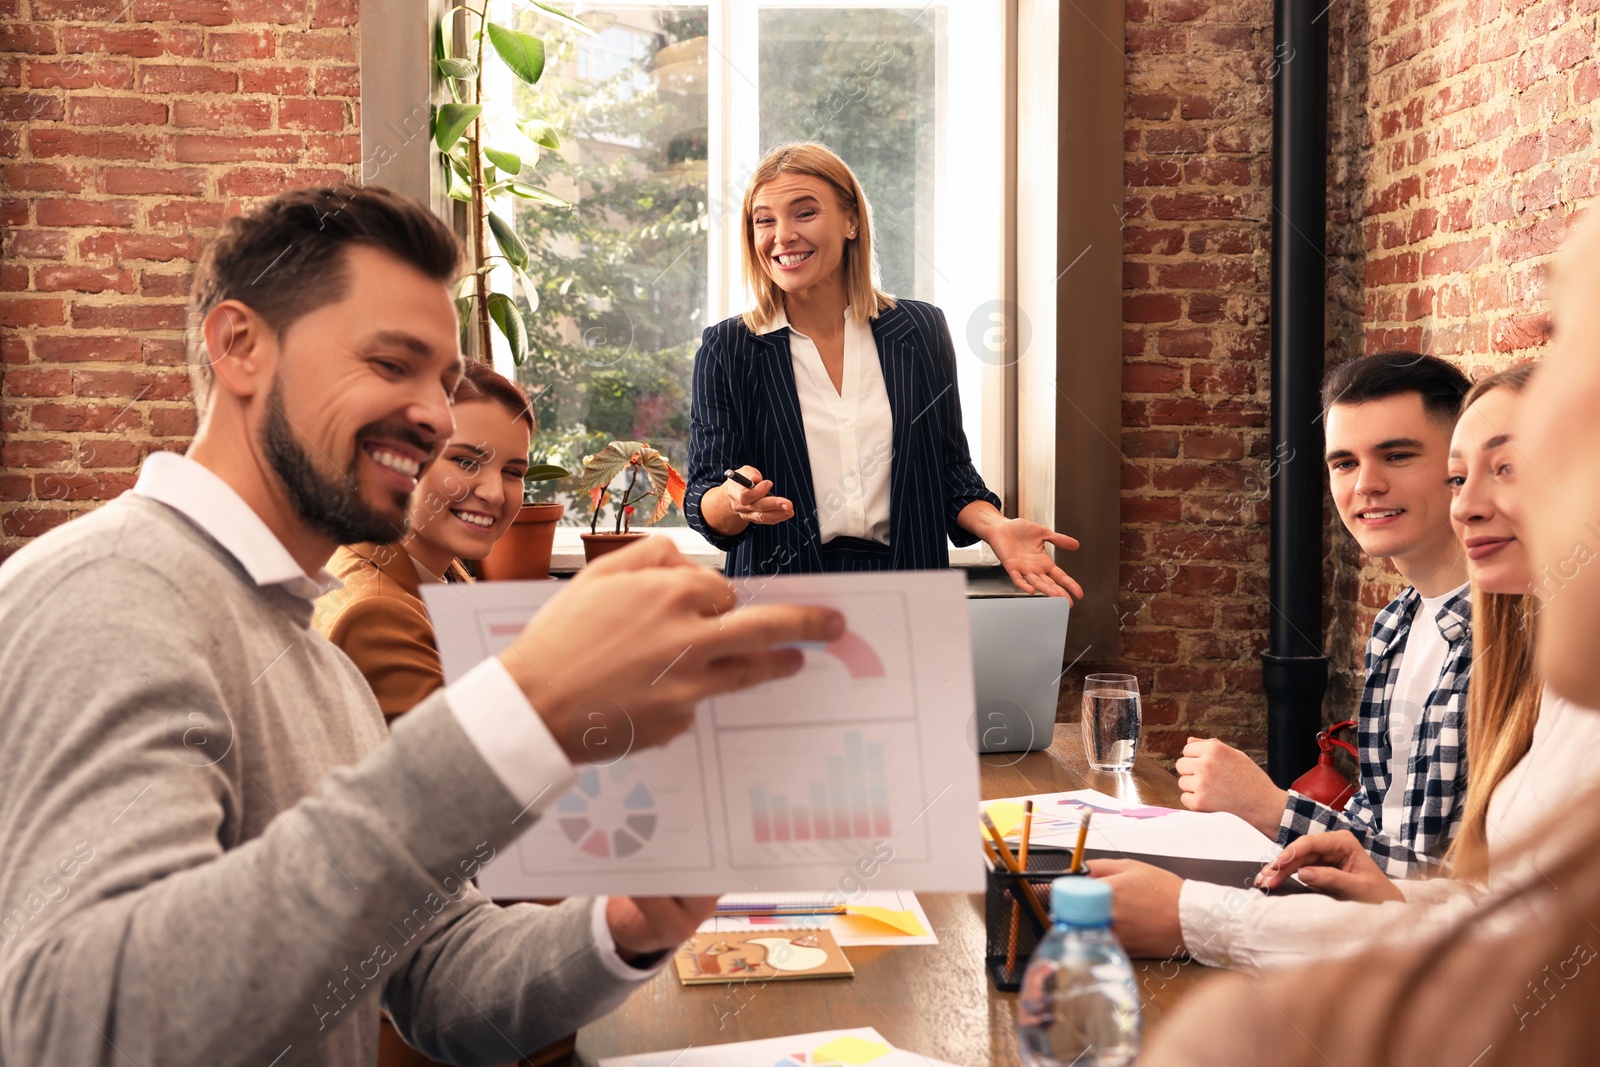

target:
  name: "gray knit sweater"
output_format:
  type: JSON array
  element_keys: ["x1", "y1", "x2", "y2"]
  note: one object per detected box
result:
[{"x1": 0, "y1": 494, "x2": 639, "y2": 1067}]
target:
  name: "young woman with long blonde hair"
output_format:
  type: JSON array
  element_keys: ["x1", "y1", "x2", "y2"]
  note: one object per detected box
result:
[{"x1": 1139, "y1": 212, "x2": 1600, "y2": 1064}]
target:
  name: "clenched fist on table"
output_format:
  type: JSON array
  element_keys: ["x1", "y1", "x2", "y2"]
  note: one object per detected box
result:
[{"x1": 1174, "y1": 736, "x2": 1290, "y2": 839}]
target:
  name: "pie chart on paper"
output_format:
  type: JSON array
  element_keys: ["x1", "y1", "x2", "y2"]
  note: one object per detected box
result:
[
  {"x1": 555, "y1": 764, "x2": 659, "y2": 859},
  {"x1": 817, "y1": 630, "x2": 886, "y2": 679}
]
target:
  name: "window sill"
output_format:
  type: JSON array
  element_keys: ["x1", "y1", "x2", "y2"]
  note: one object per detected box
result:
[{"x1": 548, "y1": 526, "x2": 1001, "y2": 574}]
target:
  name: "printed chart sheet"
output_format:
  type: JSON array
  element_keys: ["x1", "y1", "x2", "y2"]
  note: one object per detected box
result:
[{"x1": 424, "y1": 572, "x2": 981, "y2": 897}]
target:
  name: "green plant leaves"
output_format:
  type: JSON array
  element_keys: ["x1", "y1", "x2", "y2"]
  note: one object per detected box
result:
[
  {"x1": 444, "y1": 148, "x2": 473, "y2": 201},
  {"x1": 515, "y1": 268, "x2": 541, "y2": 315},
  {"x1": 435, "y1": 57, "x2": 478, "y2": 80},
  {"x1": 454, "y1": 294, "x2": 474, "y2": 352},
  {"x1": 486, "y1": 292, "x2": 529, "y2": 366},
  {"x1": 523, "y1": 463, "x2": 571, "y2": 483},
  {"x1": 513, "y1": 0, "x2": 597, "y2": 36},
  {"x1": 493, "y1": 180, "x2": 569, "y2": 207},
  {"x1": 487, "y1": 23, "x2": 546, "y2": 85},
  {"x1": 484, "y1": 145, "x2": 522, "y2": 174},
  {"x1": 516, "y1": 118, "x2": 561, "y2": 149},
  {"x1": 487, "y1": 210, "x2": 529, "y2": 270},
  {"x1": 434, "y1": 102, "x2": 481, "y2": 150}
]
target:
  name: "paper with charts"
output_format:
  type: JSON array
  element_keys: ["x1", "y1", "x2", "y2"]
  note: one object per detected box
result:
[
  {"x1": 597, "y1": 1026, "x2": 963, "y2": 1067},
  {"x1": 982, "y1": 788, "x2": 1280, "y2": 863},
  {"x1": 423, "y1": 571, "x2": 981, "y2": 897}
]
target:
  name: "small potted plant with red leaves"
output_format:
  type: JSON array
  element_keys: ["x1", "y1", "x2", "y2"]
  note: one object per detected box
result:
[{"x1": 577, "y1": 441, "x2": 686, "y2": 562}]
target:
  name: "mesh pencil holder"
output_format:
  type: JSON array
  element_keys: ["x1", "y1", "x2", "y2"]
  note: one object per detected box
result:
[{"x1": 984, "y1": 850, "x2": 1081, "y2": 991}]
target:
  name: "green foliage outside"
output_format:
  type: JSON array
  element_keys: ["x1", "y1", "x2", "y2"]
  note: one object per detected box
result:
[{"x1": 505, "y1": 6, "x2": 936, "y2": 523}]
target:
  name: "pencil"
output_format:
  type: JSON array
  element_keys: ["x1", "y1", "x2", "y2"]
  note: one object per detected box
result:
[
  {"x1": 982, "y1": 813, "x2": 1050, "y2": 929},
  {"x1": 1005, "y1": 801, "x2": 1036, "y2": 976},
  {"x1": 1068, "y1": 808, "x2": 1092, "y2": 874}
]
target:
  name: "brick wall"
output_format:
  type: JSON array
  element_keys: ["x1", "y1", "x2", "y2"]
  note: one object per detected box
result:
[
  {"x1": 0, "y1": 0, "x2": 360, "y2": 562},
  {"x1": 1114, "y1": 0, "x2": 1599, "y2": 761},
  {"x1": 1321, "y1": 0, "x2": 1598, "y2": 708},
  {"x1": 1116, "y1": 0, "x2": 1277, "y2": 760}
]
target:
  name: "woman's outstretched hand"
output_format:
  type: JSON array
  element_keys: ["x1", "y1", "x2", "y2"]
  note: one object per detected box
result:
[
  {"x1": 983, "y1": 517, "x2": 1084, "y2": 600},
  {"x1": 723, "y1": 465, "x2": 795, "y2": 527}
]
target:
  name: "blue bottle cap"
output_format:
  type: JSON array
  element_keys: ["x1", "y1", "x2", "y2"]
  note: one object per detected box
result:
[{"x1": 1051, "y1": 876, "x2": 1112, "y2": 926}]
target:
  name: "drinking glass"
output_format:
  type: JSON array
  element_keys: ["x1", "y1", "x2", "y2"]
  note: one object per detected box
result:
[{"x1": 1081, "y1": 674, "x2": 1141, "y2": 772}]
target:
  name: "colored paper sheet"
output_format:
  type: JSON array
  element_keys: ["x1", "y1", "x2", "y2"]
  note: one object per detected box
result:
[
  {"x1": 700, "y1": 890, "x2": 938, "y2": 946},
  {"x1": 597, "y1": 1027, "x2": 963, "y2": 1067}
]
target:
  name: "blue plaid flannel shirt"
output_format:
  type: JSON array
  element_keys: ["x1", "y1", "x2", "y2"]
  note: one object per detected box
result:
[{"x1": 1278, "y1": 585, "x2": 1472, "y2": 877}]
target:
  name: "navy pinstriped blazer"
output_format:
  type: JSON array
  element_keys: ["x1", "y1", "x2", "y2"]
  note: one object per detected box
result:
[{"x1": 685, "y1": 299, "x2": 1001, "y2": 576}]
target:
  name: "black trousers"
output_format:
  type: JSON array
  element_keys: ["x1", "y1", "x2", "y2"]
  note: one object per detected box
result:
[{"x1": 817, "y1": 535, "x2": 894, "y2": 572}]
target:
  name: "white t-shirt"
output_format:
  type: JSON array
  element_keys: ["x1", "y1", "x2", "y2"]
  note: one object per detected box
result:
[
  {"x1": 1380, "y1": 584, "x2": 1466, "y2": 833},
  {"x1": 769, "y1": 307, "x2": 895, "y2": 545}
]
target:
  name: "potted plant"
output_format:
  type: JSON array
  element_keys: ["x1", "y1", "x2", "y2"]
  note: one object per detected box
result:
[
  {"x1": 475, "y1": 460, "x2": 570, "y2": 580},
  {"x1": 578, "y1": 441, "x2": 686, "y2": 562},
  {"x1": 434, "y1": 2, "x2": 587, "y2": 365}
]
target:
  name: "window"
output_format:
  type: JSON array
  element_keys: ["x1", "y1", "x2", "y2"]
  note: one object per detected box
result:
[{"x1": 481, "y1": 1, "x2": 1009, "y2": 527}]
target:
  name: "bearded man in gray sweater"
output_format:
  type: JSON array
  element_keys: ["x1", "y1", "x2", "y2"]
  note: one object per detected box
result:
[{"x1": 0, "y1": 185, "x2": 842, "y2": 1067}]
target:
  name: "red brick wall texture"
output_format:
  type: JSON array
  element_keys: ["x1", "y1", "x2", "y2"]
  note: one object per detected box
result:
[
  {"x1": 1, "y1": 0, "x2": 1590, "y2": 762},
  {"x1": 0, "y1": 0, "x2": 360, "y2": 551},
  {"x1": 1119, "y1": 0, "x2": 1588, "y2": 760}
]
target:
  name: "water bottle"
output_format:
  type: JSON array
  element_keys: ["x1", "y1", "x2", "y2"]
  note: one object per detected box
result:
[{"x1": 1014, "y1": 877, "x2": 1141, "y2": 1067}]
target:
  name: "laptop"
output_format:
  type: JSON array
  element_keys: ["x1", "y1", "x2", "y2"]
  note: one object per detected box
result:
[{"x1": 968, "y1": 596, "x2": 1072, "y2": 754}]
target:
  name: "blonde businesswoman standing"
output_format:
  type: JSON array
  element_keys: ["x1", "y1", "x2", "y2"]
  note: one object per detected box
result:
[{"x1": 684, "y1": 142, "x2": 1082, "y2": 599}]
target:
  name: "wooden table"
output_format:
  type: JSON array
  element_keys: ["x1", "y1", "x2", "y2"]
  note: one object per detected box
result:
[{"x1": 574, "y1": 725, "x2": 1215, "y2": 1066}]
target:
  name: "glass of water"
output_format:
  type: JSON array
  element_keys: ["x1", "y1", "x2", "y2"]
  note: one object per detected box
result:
[{"x1": 1081, "y1": 674, "x2": 1141, "y2": 772}]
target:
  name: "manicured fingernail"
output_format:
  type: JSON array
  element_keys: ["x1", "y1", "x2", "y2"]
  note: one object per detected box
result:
[{"x1": 825, "y1": 613, "x2": 846, "y2": 639}]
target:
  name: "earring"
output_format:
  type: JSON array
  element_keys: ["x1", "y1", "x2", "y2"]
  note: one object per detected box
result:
[{"x1": 848, "y1": 230, "x2": 857, "y2": 238}]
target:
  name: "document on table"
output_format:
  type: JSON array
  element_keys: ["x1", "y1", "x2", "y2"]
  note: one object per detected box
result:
[
  {"x1": 423, "y1": 572, "x2": 982, "y2": 897},
  {"x1": 699, "y1": 889, "x2": 939, "y2": 946},
  {"x1": 983, "y1": 788, "x2": 1282, "y2": 864},
  {"x1": 598, "y1": 1027, "x2": 963, "y2": 1067}
]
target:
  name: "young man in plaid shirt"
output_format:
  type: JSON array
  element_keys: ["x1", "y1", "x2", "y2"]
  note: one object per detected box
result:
[{"x1": 1087, "y1": 352, "x2": 1473, "y2": 963}]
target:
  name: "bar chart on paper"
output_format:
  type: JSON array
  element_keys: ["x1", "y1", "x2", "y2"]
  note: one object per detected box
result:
[
  {"x1": 749, "y1": 732, "x2": 892, "y2": 843},
  {"x1": 717, "y1": 722, "x2": 930, "y2": 866}
]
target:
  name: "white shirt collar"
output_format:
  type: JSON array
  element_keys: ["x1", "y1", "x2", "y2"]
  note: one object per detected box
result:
[
  {"x1": 132, "y1": 451, "x2": 342, "y2": 601},
  {"x1": 754, "y1": 306, "x2": 862, "y2": 337},
  {"x1": 755, "y1": 306, "x2": 791, "y2": 336}
]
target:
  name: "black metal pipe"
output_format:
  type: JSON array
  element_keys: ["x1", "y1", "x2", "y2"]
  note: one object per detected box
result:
[{"x1": 1263, "y1": 0, "x2": 1330, "y2": 786}]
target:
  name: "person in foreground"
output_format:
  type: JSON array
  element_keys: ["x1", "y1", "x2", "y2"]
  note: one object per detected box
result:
[
  {"x1": 684, "y1": 141, "x2": 1082, "y2": 598},
  {"x1": 315, "y1": 360, "x2": 533, "y2": 719},
  {"x1": 1139, "y1": 213, "x2": 1600, "y2": 1066},
  {"x1": 1096, "y1": 365, "x2": 1600, "y2": 968},
  {"x1": 0, "y1": 186, "x2": 842, "y2": 1067},
  {"x1": 1173, "y1": 352, "x2": 1473, "y2": 876}
]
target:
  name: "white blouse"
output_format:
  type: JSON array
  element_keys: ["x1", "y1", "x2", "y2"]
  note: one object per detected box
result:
[{"x1": 760, "y1": 307, "x2": 894, "y2": 545}]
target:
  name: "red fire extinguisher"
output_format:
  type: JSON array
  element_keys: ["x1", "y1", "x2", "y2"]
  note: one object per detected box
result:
[{"x1": 1290, "y1": 720, "x2": 1359, "y2": 809}]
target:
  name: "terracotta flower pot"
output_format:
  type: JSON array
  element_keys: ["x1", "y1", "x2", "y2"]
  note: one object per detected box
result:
[
  {"x1": 581, "y1": 531, "x2": 650, "y2": 563},
  {"x1": 477, "y1": 502, "x2": 565, "y2": 580}
]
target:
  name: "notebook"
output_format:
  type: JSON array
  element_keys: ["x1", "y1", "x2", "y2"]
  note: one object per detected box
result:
[{"x1": 674, "y1": 929, "x2": 854, "y2": 985}]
